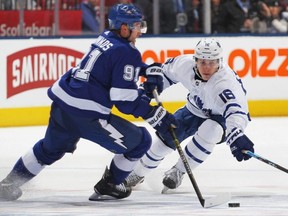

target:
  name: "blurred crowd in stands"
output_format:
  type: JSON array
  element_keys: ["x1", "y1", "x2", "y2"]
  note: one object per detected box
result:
[
  {"x1": 0, "y1": 0, "x2": 287, "y2": 35},
  {"x1": 211, "y1": 0, "x2": 288, "y2": 33}
]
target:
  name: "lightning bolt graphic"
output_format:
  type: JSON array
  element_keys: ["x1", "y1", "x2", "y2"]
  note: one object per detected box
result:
[{"x1": 104, "y1": 123, "x2": 127, "y2": 149}]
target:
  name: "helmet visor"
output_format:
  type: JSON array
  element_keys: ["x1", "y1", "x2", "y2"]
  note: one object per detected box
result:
[
  {"x1": 130, "y1": 21, "x2": 147, "y2": 33},
  {"x1": 140, "y1": 21, "x2": 147, "y2": 33}
]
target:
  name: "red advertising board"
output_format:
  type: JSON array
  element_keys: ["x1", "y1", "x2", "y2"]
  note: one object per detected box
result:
[
  {"x1": 0, "y1": 10, "x2": 82, "y2": 36},
  {"x1": 6, "y1": 46, "x2": 84, "y2": 98}
]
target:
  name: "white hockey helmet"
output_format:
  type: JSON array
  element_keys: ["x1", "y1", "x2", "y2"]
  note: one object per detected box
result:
[{"x1": 194, "y1": 38, "x2": 223, "y2": 60}]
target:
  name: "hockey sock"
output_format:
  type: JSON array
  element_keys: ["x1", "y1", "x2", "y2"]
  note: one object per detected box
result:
[
  {"x1": 109, "y1": 154, "x2": 138, "y2": 185},
  {"x1": 134, "y1": 136, "x2": 174, "y2": 177},
  {"x1": 4, "y1": 148, "x2": 46, "y2": 187},
  {"x1": 175, "y1": 119, "x2": 223, "y2": 172}
]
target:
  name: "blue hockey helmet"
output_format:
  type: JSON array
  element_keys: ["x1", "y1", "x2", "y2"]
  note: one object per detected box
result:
[{"x1": 108, "y1": 4, "x2": 147, "y2": 33}]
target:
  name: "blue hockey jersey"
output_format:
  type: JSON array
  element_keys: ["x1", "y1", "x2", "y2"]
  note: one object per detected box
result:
[{"x1": 48, "y1": 30, "x2": 151, "y2": 120}]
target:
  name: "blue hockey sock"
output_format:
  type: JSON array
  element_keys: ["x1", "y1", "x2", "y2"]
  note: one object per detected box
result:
[
  {"x1": 5, "y1": 158, "x2": 36, "y2": 187},
  {"x1": 109, "y1": 160, "x2": 130, "y2": 185}
]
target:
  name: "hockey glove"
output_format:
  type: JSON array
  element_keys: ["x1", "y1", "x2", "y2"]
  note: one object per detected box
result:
[
  {"x1": 227, "y1": 128, "x2": 254, "y2": 162},
  {"x1": 143, "y1": 63, "x2": 164, "y2": 98},
  {"x1": 144, "y1": 106, "x2": 178, "y2": 137}
]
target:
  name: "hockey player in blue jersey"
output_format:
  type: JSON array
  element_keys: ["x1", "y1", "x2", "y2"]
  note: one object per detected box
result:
[
  {"x1": 124, "y1": 38, "x2": 255, "y2": 192},
  {"x1": 0, "y1": 4, "x2": 177, "y2": 201}
]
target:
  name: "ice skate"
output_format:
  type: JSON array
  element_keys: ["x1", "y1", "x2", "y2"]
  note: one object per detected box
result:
[
  {"x1": 162, "y1": 166, "x2": 185, "y2": 194},
  {"x1": 89, "y1": 167, "x2": 132, "y2": 201},
  {"x1": 124, "y1": 171, "x2": 144, "y2": 187},
  {"x1": 0, "y1": 179, "x2": 22, "y2": 201}
]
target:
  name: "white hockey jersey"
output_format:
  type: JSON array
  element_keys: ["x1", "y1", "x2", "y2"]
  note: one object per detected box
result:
[{"x1": 161, "y1": 54, "x2": 250, "y2": 137}]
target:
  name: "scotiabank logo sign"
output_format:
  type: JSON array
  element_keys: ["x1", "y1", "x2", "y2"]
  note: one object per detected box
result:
[
  {"x1": 0, "y1": 11, "x2": 81, "y2": 36},
  {"x1": 7, "y1": 46, "x2": 84, "y2": 98},
  {"x1": 1, "y1": 23, "x2": 55, "y2": 37}
]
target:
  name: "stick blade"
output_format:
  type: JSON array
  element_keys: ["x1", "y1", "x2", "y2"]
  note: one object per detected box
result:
[{"x1": 203, "y1": 192, "x2": 231, "y2": 208}]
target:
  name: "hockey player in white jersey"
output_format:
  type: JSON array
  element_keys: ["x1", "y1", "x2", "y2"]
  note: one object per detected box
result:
[{"x1": 124, "y1": 38, "x2": 255, "y2": 191}]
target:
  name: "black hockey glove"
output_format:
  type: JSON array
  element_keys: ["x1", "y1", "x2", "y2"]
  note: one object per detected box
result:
[
  {"x1": 144, "y1": 106, "x2": 178, "y2": 137},
  {"x1": 143, "y1": 63, "x2": 164, "y2": 98},
  {"x1": 227, "y1": 128, "x2": 254, "y2": 162}
]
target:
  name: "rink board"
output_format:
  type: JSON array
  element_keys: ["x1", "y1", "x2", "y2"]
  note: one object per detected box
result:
[
  {"x1": 1, "y1": 36, "x2": 288, "y2": 127},
  {"x1": 1, "y1": 100, "x2": 288, "y2": 127}
]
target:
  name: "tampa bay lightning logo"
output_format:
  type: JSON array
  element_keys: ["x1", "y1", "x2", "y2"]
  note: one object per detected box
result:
[{"x1": 193, "y1": 95, "x2": 212, "y2": 117}]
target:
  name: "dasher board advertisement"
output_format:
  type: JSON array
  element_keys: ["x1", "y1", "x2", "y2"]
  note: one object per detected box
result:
[{"x1": 0, "y1": 36, "x2": 288, "y2": 126}]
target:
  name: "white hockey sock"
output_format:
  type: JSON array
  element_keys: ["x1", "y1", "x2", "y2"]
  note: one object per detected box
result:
[
  {"x1": 112, "y1": 154, "x2": 138, "y2": 172},
  {"x1": 134, "y1": 136, "x2": 173, "y2": 177},
  {"x1": 22, "y1": 148, "x2": 46, "y2": 175},
  {"x1": 175, "y1": 119, "x2": 224, "y2": 173},
  {"x1": 175, "y1": 135, "x2": 215, "y2": 173}
]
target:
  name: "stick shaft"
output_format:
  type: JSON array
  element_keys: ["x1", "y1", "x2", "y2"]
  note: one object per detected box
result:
[
  {"x1": 153, "y1": 90, "x2": 205, "y2": 206},
  {"x1": 242, "y1": 150, "x2": 288, "y2": 173},
  {"x1": 170, "y1": 128, "x2": 205, "y2": 205}
]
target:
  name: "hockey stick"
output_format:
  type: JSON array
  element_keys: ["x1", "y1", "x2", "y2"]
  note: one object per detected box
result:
[
  {"x1": 152, "y1": 89, "x2": 231, "y2": 208},
  {"x1": 242, "y1": 150, "x2": 288, "y2": 173}
]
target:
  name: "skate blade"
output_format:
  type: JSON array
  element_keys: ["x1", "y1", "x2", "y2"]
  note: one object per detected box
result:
[{"x1": 89, "y1": 192, "x2": 118, "y2": 201}]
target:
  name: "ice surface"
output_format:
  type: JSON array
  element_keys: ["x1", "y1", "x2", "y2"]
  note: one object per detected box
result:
[{"x1": 0, "y1": 117, "x2": 288, "y2": 215}]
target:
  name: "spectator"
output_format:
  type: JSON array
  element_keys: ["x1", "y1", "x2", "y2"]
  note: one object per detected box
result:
[
  {"x1": 267, "y1": 0, "x2": 287, "y2": 32},
  {"x1": 0, "y1": 0, "x2": 15, "y2": 9},
  {"x1": 61, "y1": 0, "x2": 82, "y2": 10},
  {"x1": 81, "y1": 0, "x2": 100, "y2": 35},
  {"x1": 211, "y1": 0, "x2": 222, "y2": 33},
  {"x1": 158, "y1": 0, "x2": 203, "y2": 34},
  {"x1": 159, "y1": 0, "x2": 188, "y2": 34},
  {"x1": 279, "y1": 0, "x2": 288, "y2": 10},
  {"x1": 251, "y1": 0, "x2": 287, "y2": 33},
  {"x1": 186, "y1": 0, "x2": 202, "y2": 33},
  {"x1": 217, "y1": 0, "x2": 258, "y2": 33},
  {"x1": 1, "y1": 0, "x2": 39, "y2": 10},
  {"x1": 133, "y1": 0, "x2": 153, "y2": 34}
]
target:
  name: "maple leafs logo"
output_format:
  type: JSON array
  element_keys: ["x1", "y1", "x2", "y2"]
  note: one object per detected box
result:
[
  {"x1": 193, "y1": 95, "x2": 203, "y2": 108},
  {"x1": 193, "y1": 95, "x2": 212, "y2": 117}
]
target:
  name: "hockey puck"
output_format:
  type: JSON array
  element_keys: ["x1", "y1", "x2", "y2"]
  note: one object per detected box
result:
[{"x1": 228, "y1": 203, "x2": 240, "y2": 207}]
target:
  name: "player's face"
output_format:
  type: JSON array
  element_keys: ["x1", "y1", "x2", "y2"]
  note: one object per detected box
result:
[
  {"x1": 196, "y1": 59, "x2": 219, "y2": 81},
  {"x1": 120, "y1": 22, "x2": 142, "y2": 44},
  {"x1": 127, "y1": 22, "x2": 143, "y2": 43}
]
